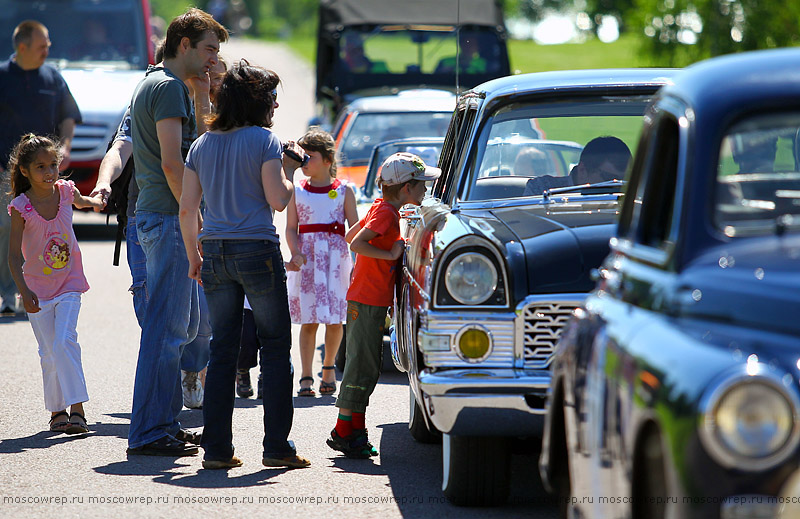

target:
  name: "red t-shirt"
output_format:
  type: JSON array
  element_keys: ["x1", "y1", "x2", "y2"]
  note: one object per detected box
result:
[{"x1": 346, "y1": 198, "x2": 400, "y2": 307}]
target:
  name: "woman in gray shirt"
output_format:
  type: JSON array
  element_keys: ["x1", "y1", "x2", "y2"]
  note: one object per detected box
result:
[{"x1": 179, "y1": 60, "x2": 310, "y2": 470}]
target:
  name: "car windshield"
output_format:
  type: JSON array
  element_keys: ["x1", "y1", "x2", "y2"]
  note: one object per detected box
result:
[
  {"x1": 338, "y1": 111, "x2": 451, "y2": 166},
  {"x1": 463, "y1": 97, "x2": 652, "y2": 202},
  {"x1": 340, "y1": 27, "x2": 505, "y2": 77},
  {"x1": 715, "y1": 113, "x2": 800, "y2": 237},
  {"x1": 0, "y1": 0, "x2": 149, "y2": 69}
]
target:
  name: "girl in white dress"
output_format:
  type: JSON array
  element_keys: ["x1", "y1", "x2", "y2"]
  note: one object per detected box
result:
[{"x1": 286, "y1": 129, "x2": 358, "y2": 396}]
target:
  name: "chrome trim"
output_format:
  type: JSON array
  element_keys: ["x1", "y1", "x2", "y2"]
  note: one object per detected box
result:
[
  {"x1": 419, "y1": 310, "x2": 515, "y2": 368},
  {"x1": 432, "y1": 235, "x2": 509, "y2": 309},
  {"x1": 515, "y1": 294, "x2": 585, "y2": 369},
  {"x1": 698, "y1": 363, "x2": 800, "y2": 472},
  {"x1": 403, "y1": 266, "x2": 430, "y2": 302},
  {"x1": 419, "y1": 368, "x2": 551, "y2": 434},
  {"x1": 453, "y1": 324, "x2": 493, "y2": 363}
]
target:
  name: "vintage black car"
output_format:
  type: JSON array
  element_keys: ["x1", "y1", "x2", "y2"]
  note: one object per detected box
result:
[
  {"x1": 392, "y1": 69, "x2": 675, "y2": 505},
  {"x1": 539, "y1": 48, "x2": 800, "y2": 519},
  {"x1": 314, "y1": 0, "x2": 509, "y2": 124}
]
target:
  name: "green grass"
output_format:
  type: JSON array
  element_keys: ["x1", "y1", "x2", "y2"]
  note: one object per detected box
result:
[{"x1": 507, "y1": 34, "x2": 664, "y2": 73}]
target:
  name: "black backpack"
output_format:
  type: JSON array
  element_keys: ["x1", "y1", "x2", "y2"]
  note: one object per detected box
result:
[{"x1": 101, "y1": 142, "x2": 135, "y2": 266}]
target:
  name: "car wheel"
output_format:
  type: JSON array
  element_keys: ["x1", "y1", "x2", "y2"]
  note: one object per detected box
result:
[
  {"x1": 408, "y1": 387, "x2": 441, "y2": 443},
  {"x1": 442, "y1": 433, "x2": 510, "y2": 506}
]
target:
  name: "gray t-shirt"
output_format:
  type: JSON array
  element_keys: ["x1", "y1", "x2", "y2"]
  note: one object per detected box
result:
[
  {"x1": 131, "y1": 65, "x2": 196, "y2": 215},
  {"x1": 185, "y1": 126, "x2": 283, "y2": 242}
]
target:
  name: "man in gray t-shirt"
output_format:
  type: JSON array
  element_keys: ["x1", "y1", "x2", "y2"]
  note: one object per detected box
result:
[{"x1": 126, "y1": 8, "x2": 228, "y2": 458}]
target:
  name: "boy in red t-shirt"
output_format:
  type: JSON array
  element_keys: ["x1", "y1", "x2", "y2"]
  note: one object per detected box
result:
[{"x1": 327, "y1": 152, "x2": 440, "y2": 458}]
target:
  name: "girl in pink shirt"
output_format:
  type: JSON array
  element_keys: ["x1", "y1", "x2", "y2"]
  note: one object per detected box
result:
[{"x1": 7, "y1": 134, "x2": 103, "y2": 435}]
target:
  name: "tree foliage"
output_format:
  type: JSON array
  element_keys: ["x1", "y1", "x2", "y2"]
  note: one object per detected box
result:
[{"x1": 629, "y1": 0, "x2": 800, "y2": 66}]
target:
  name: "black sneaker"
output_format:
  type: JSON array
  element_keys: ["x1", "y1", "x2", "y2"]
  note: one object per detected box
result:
[
  {"x1": 0, "y1": 306, "x2": 15, "y2": 317},
  {"x1": 175, "y1": 428, "x2": 202, "y2": 445},
  {"x1": 126, "y1": 436, "x2": 198, "y2": 457},
  {"x1": 236, "y1": 370, "x2": 254, "y2": 398},
  {"x1": 326, "y1": 429, "x2": 373, "y2": 459},
  {"x1": 352, "y1": 428, "x2": 378, "y2": 457}
]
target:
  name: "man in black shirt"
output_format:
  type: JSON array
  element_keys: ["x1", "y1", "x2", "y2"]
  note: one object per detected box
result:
[{"x1": 0, "y1": 20, "x2": 81, "y2": 315}]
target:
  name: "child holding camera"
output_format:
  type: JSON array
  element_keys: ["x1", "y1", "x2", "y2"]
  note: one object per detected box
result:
[{"x1": 285, "y1": 128, "x2": 358, "y2": 397}]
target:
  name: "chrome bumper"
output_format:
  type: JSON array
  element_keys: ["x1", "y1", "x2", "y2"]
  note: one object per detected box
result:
[{"x1": 418, "y1": 368, "x2": 551, "y2": 436}]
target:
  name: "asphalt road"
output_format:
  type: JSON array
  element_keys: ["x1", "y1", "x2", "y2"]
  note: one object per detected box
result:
[{"x1": 0, "y1": 39, "x2": 556, "y2": 519}]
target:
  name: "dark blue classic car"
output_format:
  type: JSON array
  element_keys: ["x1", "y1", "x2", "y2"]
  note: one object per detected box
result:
[
  {"x1": 392, "y1": 69, "x2": 675, "y2": 505},
  {"x1": 540, "y1": 49, "x2": 800, "y2": 519}
]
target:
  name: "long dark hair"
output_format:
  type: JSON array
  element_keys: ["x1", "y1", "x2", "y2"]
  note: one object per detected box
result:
[
  {"x1": 208, "y1": 59, "x2": 280, "y2": 131},
  {"x1": 7, "y1": 134, "x2": 62, "y2": 197}
]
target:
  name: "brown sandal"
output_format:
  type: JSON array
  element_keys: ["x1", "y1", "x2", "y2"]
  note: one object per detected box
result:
[
  {"x1": 297, "y1": 376, "x2": 315, "y2": 397},
  {"x1": 49, "y1": 411, "x2": 70, "y2": 432},
  {"x1": 66, "y1": 411, "x2": 89, "y2": 434}
]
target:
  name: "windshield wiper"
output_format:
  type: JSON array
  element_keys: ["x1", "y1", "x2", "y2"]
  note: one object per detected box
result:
[{"x1": 543, "y1": 180, "x2": 625, "y2": 198}]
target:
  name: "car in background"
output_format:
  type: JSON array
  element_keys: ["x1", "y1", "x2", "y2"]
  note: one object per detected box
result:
[
  {"x1": 0, "y1": 0, "x2": 154, "y2": 194},
  {"x1": 393, "y1": 69, "x2": 675, "y2": 506},
  {"x1": 331, "y1": 90, "x2": 455, "y2": 186},
  {"x1": 539, "y1": 48, "x2": 800, "y2": 519},
  {"x1": 360, "y1": 136, "x2": 445, "y2": 203},
  {"x1": 315, "y1": 0, "x2": 509, "y2": 124}
]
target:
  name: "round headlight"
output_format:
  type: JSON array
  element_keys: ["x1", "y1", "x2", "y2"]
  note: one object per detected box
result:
[
  {"x1": 444, "y1": 252, "x2": 498, "y2": 305},
  {"x1": 701, "y1": 372, "x2": 800, "y2": 471},
  {"x1": 714, "y1": 382, "x2": 793, "y2": 458}
]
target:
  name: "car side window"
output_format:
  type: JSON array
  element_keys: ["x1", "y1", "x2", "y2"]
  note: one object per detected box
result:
[{"x1": 629, "y1": 114, "x2": 681, "y2": 250}]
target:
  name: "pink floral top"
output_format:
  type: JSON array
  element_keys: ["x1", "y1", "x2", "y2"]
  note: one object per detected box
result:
[{"x1": 7, "y1": 179, "x2": 89, "y2": 300}]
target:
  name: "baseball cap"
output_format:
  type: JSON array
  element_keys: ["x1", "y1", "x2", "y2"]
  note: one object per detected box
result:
[{"x1": 379, "y1": 152, "x2": 441, "y2": 186}]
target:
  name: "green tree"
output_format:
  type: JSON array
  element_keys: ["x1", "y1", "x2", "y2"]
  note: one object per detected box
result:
[{"x1": 630, "y1": 0, "x2": 800, "y2": 66}]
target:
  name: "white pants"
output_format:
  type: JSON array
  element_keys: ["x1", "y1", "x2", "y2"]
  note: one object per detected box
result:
[{"x1": 27, "y1": 292, "x2": 89, "y2": 412}]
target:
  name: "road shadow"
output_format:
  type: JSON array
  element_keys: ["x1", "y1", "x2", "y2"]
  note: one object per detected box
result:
[
  {"x1": 94, "y1": 457, "x2": 285, "y2": 489},
  {"x1": 0, "y1": 429, "x2": 96, "y2": 454},
  {"x1": 0, "y1": 313, "x2": 28, "y2": 324},
  {"x1": 373, "y1": 422, "x2": 559, "y2": 518}
]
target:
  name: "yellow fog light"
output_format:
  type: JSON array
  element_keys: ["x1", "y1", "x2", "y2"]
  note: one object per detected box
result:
[{"x1": 456, "y1": 325, "x2": 491, "y2": 362}]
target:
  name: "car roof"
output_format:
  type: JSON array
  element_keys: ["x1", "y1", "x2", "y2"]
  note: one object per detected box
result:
[
  {"x1": 660, "y1": 48, "x2": 800, "y2": 118},
  {"x1": 344, "y1": 89, "x2": 457, "y2": 113},
  {"x1": 471, "y1": 68, "x2": 678, "y2": 99}
]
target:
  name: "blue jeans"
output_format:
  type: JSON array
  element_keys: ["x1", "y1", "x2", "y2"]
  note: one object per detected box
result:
[
  {"x1": 126, "y1": 216, "x2": 147, "y2": 326},
  {"x1": 127, "y1": 215, "x2": 210, "y2": 372},
  {"x1": 199, "y1": 239, "x2": 295, "y2": 461},
  {"x1": 128, "y1": 212, "x2": 200, "y2": 449}
]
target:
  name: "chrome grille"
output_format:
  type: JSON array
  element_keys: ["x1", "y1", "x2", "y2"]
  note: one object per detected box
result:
[
  {"x1": 71, "y1": 122, "x2": 111, "y2": 153},
  {"x1": 521, "y1": 302, "x2": 580, "y2": 369}
]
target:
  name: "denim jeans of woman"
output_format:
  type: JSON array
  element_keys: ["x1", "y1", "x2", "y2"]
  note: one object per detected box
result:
[{"x1": 200, "y1": 239, "x2": 295, "y2": 461}]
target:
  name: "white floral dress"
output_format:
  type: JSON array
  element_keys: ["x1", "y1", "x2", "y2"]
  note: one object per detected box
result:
[{"x1": 287, "y1": 179, "x2": 352, "y2": 324}]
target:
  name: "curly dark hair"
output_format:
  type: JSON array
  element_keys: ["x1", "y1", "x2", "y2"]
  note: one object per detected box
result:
[{"x1": 208, "y1": 60, "x2": 280, "y2": 131}]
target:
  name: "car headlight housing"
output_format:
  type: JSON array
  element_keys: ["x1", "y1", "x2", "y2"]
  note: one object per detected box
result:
[
  {"x1": 444, "y1": 252, "x2": 498, "y2": 305},
  {"x1": 700, "y1": 368, "x2": 800, "y2": 471}
]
